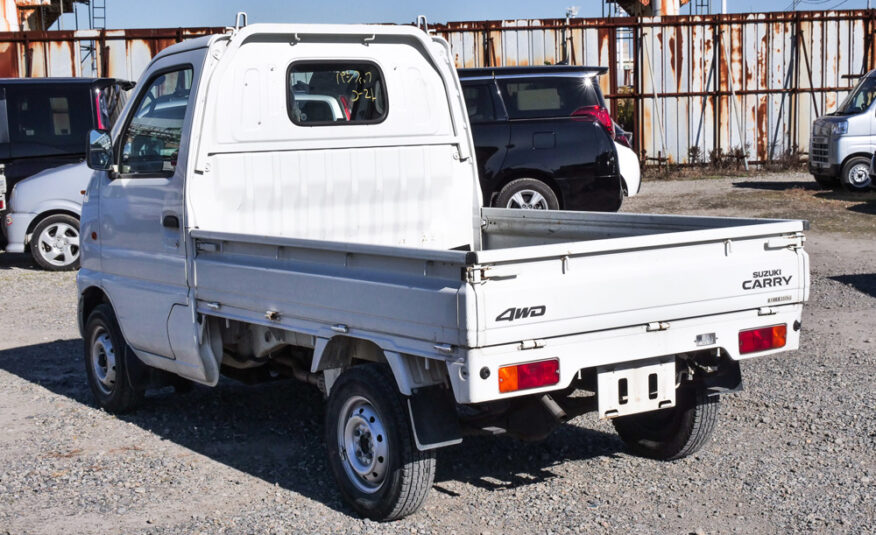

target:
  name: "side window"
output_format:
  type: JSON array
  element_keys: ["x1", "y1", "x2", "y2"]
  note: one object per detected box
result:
[
  {"x1": 287, "y1": 62, "x2": 387, "y2": 125},
  {"x1": 119, "y1": 67, "x2": 193, "y2": 176},
  {"x1": 6, "y1": 85, "x2": 91, "y2": 159},
  {"x1": 462, "y1": 84, "x2": 497, "y2": 123},
  {"x1": 498, "y1": 77, "x2": 601, "y2": 119}
]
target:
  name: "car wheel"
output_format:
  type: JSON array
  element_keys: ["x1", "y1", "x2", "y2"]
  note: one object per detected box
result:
[
  {"x1": 812, "y1": 174, "x2": 839, "y2": 189},
  {"x1": 31, "y1": 214, "x2": 80, "y2": 271},
  {"x1": 84, "y1": 304, "x2": 145, "y2": 413},
  {"x1": 841, "y1": 157, "x2": 872, "y2": 192},
  {"x1": 325, "y1": 364, "x2": 436, "y2": 521},
  {"x1": 612, "y1": 384, "x2": 719, "y2": 461},
  {"x1": 495, "y1": 178, "x2": 560, "y2": 210}
]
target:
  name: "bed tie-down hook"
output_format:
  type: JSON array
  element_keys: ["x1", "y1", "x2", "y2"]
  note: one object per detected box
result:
[
  {"x1": 362, "y1": 34, "x2": 376, "y2": 46},
  {"x1": 290, "y1": 33, "x2": 301, "y2": 46}
]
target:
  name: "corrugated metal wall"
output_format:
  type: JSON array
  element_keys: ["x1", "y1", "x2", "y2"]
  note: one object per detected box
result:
[
  {"x1": 1, "y1": 11, "x2": 873, "y2": 165},
  {"x1": 0, "y1": 27, "x2": 224, "y2": 80},
  {"x1": 433, "y1": 11, "x2": 876, "y2": 164}
]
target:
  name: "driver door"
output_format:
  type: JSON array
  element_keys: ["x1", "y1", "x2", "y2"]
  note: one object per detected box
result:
[{"x1": 98, "y1": 56, "x2": 200, "y2": 359}]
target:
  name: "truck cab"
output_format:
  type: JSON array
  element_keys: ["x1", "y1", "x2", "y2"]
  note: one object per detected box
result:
[{"x1": 809, "y1": 70, "x2": 876, "y2": 191}]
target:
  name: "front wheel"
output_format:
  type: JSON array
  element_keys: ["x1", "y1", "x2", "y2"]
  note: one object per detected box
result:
[
  {"x1": 325, "y1": 364, "x2": 436, "y2": 521},
  {"x1": 31, "y1": 214, "x2": 80, "y2": 271},
  {"x1": 841, "y1": 157, "x2": 872, "y2": 192},
  {"x1": 84, "y1": 304, "x2": 144, "y2": 413},
  {"x1": 612, "y1": 385, "x2": 719, "y2": 461}
]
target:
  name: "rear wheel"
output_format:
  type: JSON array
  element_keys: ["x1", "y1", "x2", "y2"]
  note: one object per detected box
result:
[
  {"x1": 31, "y1": 214, "x2": 80, "y2": 271},
  {"x1": 325, "y1": 364, "x2": 436, "y2": 521},
  {"x1": 495, "y1": 178, "x2": 560, "y2": 210},
  {"x1": 841, "y1": 157, "x2": 872, "y2": 192},
  {"x1": 84, "y1": 304, "x2": 144, "y2": 413},
  {"x1": 612, "y1": 384, "x2": 719, "y2": 461}
]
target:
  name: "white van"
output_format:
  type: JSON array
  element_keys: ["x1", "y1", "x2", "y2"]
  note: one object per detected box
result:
[{"x1": 809, "y1": 70, "x2": 876, "y2": 191}]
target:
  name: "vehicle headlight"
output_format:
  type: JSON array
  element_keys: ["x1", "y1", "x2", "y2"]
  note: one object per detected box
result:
[{"x1": 830, "y1": 121, "x2": 848, "y2": 136}]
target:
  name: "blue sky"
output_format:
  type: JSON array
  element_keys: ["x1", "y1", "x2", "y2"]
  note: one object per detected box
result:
[{"x1": 53, "y1": 0, "x2": 873, "y2": 29}]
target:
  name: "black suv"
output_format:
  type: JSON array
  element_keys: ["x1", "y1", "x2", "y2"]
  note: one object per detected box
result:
[
  {"x1": 0, "y1": 77, "x2": 132, "y2": 233},
  {"x1": 458, "y1": 66, "x2": 622, "y2": 212}
]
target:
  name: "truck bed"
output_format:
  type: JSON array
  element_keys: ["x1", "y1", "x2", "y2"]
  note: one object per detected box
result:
[{"x1": 191, "y1": 208, "x2": 809, "y2": 357}]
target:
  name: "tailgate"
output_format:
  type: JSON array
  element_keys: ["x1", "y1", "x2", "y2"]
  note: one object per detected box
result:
[{"x1": 469, "y1": 222, "x2": 808, "y2": 348}]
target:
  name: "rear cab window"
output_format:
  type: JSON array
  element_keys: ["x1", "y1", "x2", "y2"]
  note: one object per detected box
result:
[
  {"x1": 497, "y1": 76, "x2": 603, "y2": 119},
  {"x1": 287, "y1": 62, "x2": 387, "y2": 125}
]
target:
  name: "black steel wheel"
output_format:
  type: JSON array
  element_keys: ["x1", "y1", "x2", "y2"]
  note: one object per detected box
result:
[
  {"x1": 83, "y1": 304, "x2": 144, "y2": 413},
  {"x1": 612, "y1": 385, "x2": 719, "y2": 461},
  {"x1": 325, "y1": 364, "x2": 436, "y2": 521}
]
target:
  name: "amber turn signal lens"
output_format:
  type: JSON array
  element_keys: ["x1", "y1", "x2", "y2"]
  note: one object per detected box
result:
[
  {"x1": 739, "y1": 324, "x2": 787, "y2": 354},
  {"x1": 498, "y1": 359, "x2": 559, "y2": 393}
]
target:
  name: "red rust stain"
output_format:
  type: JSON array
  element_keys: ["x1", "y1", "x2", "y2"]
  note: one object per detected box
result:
[
  {"x1": 758, "y1": 33, "x2": 768, "y2": 89},
  {"x1": 757, "y1": 96, "x2": 768, "y2": 159},
  {"x1": 0, "y1": 41, "x2": 19, "y2": 76},
  {"x1": 675, "y1": 26, "x2": 684, "y2": 90}
]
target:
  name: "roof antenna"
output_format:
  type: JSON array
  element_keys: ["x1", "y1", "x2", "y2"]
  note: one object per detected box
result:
[{"x1": 235, "y1": 12, "x2": 248, "y2": 31}]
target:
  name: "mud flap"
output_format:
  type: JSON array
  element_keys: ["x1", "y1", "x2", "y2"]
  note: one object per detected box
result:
[
  {"x1": 407, "y1": 385, "x2": 462, "y2": 451},
  {"x1": 699, "y1": 360, "x2": 743, "y2": 397}
]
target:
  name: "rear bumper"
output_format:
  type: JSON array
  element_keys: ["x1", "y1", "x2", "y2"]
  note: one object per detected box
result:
[
  {"x1": 447, "y1": 304, "x2": 804, "y2": 404},
  {"x1": 2, "y1": 211, "x2": 36, "y2": 253}
]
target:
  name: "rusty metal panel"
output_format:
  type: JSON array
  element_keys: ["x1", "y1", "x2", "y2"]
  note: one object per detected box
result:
[{"x1": 1, "y1": 12, "x2": 873, "y2": 165}]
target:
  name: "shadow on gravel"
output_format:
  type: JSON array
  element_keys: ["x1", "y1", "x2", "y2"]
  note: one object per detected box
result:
[
  {"x1": 830, "y1": 273, "x2": 876, "y2": 298},
  {"x1": 731, "y1": 181, "x2": 819, "y2": 191},
  {"x1": 0, "y1": 339, "x2": 624, "y2": 516},
  {"x1": 0, "y1": 251, "x2": 38, "y2": 270}
]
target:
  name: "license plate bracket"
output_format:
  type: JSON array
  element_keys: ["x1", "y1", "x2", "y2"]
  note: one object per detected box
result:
[{"x1": 596, "y1": 356, "x2": 676, "y2": 419}]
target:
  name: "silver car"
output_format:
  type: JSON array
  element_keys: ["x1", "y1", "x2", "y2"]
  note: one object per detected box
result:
[
  {"x1": 809, "y1": 71, "x2": 876, "y2": 192},
  {"x1": 2, "y1": 162, "x2": 93, "y2": 270}
]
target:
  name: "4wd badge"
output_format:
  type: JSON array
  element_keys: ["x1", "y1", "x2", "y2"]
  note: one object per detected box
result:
[{"x1": 496, "y1": 305, "x2": 547, "y2": 322}]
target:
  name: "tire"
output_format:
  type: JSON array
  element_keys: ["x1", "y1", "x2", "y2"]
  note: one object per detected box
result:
[
  {"x1": 83, "y1": 304, "x2": 144, "y2": 413},
  {"x1": 31, "y1": 214, "x2": 80, "y2": 271},
  {"x1": 612, "y1": 385, "x2": 719, "y2": 461},
  {"x1": 495, "y1": 178, "x2": 560, "y2": 210},
  {"x1": 325, "y1": 364, "x2": 436, "y2": 521},
  {"x1": 840, "y1": 157, "x2": 872, "y2": 192},
  {"x1": 812, "y1": 174, "x2": 839, "y2": 189}
]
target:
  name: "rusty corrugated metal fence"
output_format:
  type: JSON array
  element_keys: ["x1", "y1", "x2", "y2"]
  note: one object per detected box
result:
[{"x1": 2, "y1": 11, "x2": 874, "y2": 165}]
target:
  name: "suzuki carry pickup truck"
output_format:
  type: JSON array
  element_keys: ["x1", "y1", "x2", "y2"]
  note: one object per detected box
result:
[{"x1": 78, "y1": 22, "x2": 810, "y2": 521}]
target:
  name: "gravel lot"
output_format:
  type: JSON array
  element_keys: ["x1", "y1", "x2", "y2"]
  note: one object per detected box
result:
[{"x1": 1, "y1": 172, "x2": 874, "y2": 535}]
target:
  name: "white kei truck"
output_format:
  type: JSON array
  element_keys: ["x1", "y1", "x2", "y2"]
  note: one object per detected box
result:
[{"x1": 78, "y1": 21, "x2": 810, "y2": 521}]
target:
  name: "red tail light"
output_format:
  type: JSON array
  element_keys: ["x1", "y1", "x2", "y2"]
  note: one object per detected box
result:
[
  {"x1": 498, "y1": 359, "x2": 560, "y2": 393},
  {"x1": 94, "y1": 90, "x2": 105, "y2": 131},
  {"x1": 572, "y1": 105, "x2": 615, "y2": 140},
  {"x1": 739, "y1": 325, "x2": 787, "y2": 354}
]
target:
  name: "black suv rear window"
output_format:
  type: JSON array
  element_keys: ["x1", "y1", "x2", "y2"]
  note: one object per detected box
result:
[
  {"x1": 498, "y1": 76, "x2": 603, "y2": 120},
  {"x1": 6, "y1": 85, "x2": 91, "y2": 158}
]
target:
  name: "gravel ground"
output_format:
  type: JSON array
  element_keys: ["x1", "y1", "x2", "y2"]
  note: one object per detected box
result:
[{"x1": 0, "y1": 172, "x2": 874, "y2": 535}]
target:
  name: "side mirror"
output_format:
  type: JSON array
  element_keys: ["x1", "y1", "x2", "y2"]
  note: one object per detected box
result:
[{"x1": 87, "y1": 129, "x2": 113, "y2": 171}]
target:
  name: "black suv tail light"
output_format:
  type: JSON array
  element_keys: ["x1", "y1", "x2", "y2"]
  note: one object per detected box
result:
[{"x1": 572, "y1": 105, "x2": 615, "y2": 140}]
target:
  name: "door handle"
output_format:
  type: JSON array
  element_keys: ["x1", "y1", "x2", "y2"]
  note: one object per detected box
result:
[{"x1": 162, "y1": 214, "x2": 180, "y2": 229}]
